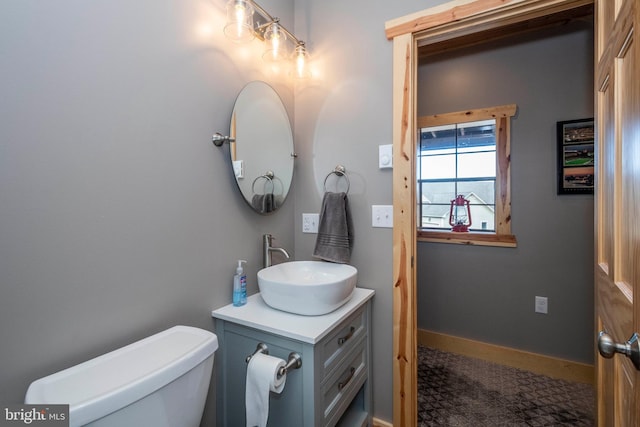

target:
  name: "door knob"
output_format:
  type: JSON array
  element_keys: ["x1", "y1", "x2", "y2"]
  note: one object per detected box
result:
[{"x1": 597, "y1": 331, "x2": 640, "y2": 370}]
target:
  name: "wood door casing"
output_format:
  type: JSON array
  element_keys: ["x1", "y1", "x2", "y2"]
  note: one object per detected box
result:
[{"x1": 594, "y1": 0, "x2": 638, "y2": 425}]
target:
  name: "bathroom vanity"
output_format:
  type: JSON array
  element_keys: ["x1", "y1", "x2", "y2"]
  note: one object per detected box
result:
[{"x1": 212, "y1": 287, "x2": 374, "y2": 427}]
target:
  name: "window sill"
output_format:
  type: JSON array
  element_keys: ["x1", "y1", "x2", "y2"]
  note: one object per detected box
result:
[{"x1": 417, "y1": 230, "x2": 517, "y2": 247}]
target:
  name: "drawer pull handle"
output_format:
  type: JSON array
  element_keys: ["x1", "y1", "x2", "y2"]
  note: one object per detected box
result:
[
  {"x1": 338, "y1": 367, "x2": 356, "y2": 390},
  {"x1": 338, "y1": 326, "x2": 356, "y2": 345}
]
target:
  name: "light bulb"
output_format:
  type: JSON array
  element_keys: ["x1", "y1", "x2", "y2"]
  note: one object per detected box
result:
[
  {"x1": 234, "y1": 4, "x2": 245, "y2": 37},
  {"x1": 293, "y1": 42, "x2": 310, "y2": 79},
  {"x1": 271, "y1": 33, "x2": 280, "y2": 55}
]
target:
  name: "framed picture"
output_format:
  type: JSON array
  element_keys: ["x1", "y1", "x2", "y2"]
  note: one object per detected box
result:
[{"x1": 557, "y1": 118, "x2": 594, "y2": 195}]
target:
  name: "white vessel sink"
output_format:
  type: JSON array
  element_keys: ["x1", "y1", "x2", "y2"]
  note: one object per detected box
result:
[{"x1": 257, "y1": 261, "x2": 357, "y2": 316}]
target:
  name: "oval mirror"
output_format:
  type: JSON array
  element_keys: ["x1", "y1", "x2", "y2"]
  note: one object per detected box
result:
[{"x1": 229, "y1": 81, "x2": 294, "y2": 214}]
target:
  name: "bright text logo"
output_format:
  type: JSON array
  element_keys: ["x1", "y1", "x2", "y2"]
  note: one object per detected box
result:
[{"x1": 1, "y1": 405, "x2": 68, "y2": 426}]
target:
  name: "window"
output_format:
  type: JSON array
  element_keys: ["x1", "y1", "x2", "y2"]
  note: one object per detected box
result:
[
  {"x1": 417, "y1": 104, "x2": 517, "y2": 247},
  {"x1": 419, "y1": 119, "x2": 497, "y2": 230}
]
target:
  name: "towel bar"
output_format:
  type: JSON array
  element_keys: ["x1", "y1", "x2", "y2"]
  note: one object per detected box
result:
[
  {"x1": 323, "y1": 165, "x2": 350, "y2": 193},
  {"x1": 252, "y1": 171, "x2": 275, "y2": 194}
]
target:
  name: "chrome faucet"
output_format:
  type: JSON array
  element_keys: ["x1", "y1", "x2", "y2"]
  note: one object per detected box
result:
[{"x1": 263, "y1": 234, "x2": 290, "y2": 268}]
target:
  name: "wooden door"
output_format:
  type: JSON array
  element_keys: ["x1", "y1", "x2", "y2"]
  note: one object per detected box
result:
[{"x1": 594, "y1": 0, "x2": 639, "y2": 425}]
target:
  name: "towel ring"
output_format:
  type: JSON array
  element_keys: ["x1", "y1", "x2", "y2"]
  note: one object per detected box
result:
[
  {"x1": 323, "y1": 165, "x2": 350, "y2": 194},
  {"x1": 252, "y1": 171, "x2": 275, "y2": 195}
]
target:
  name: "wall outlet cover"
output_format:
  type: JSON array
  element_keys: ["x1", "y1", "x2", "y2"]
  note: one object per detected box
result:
[
  {"x1": 302, "y1": 213, "x2": 319, "y2": 233},
  {"x1": 535, "y1": 296, "x2": 548, "y2": 314}
]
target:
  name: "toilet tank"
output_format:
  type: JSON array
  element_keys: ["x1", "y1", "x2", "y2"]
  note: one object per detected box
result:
[{"x1": 25, "y1": 325, "x2": 218, "y2": 427}]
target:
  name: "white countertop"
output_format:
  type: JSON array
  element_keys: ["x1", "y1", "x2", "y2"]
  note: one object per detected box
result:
[{"x1": 211, "y1": 287, "x2": 375, "y2": 344}]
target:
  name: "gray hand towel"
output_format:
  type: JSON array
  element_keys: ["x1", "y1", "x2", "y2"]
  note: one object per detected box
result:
[
  {"x1": 252, "y1": 193, "x2": 275, "y2": 214},
  {"x1": 313, "y1": 192, "x2": 354, "y2": 263}
]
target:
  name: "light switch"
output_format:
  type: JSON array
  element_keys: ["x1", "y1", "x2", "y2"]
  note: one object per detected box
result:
[
  {"x1": 372, "y1": 205, "x2": 393, "y2": 228},
  {"x1": 379, "y1": 144, "x2": 393, "y2": 169},
  {"x1": 233, "y1": 160, "x2": 244, "y2": 179}
]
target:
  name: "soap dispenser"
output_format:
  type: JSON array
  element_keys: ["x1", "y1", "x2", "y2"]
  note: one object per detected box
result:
[{"x1": 233, "y1": 260, "x2": 247, "y2": 307}]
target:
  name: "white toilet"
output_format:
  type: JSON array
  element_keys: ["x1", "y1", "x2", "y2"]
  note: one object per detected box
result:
[{"x1": 25, "y1": 325, "x2": 218, "y2": 427}]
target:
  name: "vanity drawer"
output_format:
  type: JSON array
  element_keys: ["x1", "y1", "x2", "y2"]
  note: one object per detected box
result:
[
  {"x1": 321, "y1": 341, "x2": 367, "y2": 426},
  {"x1": 319, "y1": 307, "x2": 366, "y2": 378}
]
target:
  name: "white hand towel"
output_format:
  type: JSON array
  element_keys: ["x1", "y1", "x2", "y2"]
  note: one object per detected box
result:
[{"x1": 245, "y1": 353, "x2": 287, "y2": 427}]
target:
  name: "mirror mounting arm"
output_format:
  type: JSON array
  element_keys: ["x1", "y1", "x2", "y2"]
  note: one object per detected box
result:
[{"x1": 212, "y1": 132, "x2": 235, "y2": 147}]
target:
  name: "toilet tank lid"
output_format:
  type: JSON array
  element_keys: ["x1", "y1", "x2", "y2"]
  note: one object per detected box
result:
[{"x1": 25, "y1": 325, "x2": 218, "y2": 425}]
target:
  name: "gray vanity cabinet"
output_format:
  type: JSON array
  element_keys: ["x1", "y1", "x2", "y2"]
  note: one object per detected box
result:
[{"x1": 213, "y1": 291, "x2": 373, "y2": 427}]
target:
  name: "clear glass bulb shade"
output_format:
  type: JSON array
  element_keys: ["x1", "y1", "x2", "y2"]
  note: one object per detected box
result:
[
  {"x1": 262, "y1": 22, "x2": 288, "y2": 62},
  {"x1": 292, "y1": 43, "x2": 311, "y2": 79},
  {"x1": 223, "y1": 0, "x2": 255, "y2": 43}
]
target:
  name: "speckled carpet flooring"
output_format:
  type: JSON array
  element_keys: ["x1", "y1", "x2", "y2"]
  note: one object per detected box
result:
[{"x1": 418, "y1": 346, "x2": 595, "y2": 426}]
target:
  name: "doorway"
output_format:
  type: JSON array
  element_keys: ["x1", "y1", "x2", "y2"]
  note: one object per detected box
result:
[
  {"x1": 415, "y1": 17, "x2": 595, "y2": 424},
  {"x1": 386, "y1": 1, "x2": 596, "y2": 425}
]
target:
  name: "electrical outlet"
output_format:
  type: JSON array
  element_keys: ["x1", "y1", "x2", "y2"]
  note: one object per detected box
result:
[
  {"x1": 302, "y1": 213, "x2": 319, "y2": 233},
  {"x1": 535, "y1": 296, "x2": 548, "y2": 314},
  {"x1": 372, "y1": 205, "x2": 393, "y2": 228}
]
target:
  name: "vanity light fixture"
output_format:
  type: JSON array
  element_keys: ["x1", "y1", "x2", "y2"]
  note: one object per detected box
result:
[{"x1": 223, "y1": 0, "x2": 310, "y2": 77}]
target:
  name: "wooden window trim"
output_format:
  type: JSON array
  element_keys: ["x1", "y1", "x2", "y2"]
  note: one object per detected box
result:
[
  {"x1": 417, "y1": 104, "x2": 518, "y2": 247},
  {"x1": 417, "y1": 230, "x2": 517, "y2": 247}
]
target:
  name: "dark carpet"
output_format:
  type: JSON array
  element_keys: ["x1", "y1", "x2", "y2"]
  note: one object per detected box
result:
[{"x1": 418, "y1": 346, "x2": 595, "y2": 426}]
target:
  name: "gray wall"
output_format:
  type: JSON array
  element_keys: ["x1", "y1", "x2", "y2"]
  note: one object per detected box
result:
[
  {"x1": 292, "y1": 0, "x2": 446, "y2": 422},
  {"x1": 0, "y1": 0, "x2": 296, "y2": 425},
  {"x1": 416, "y1": 22, "x2": 595, "y2": 364}
]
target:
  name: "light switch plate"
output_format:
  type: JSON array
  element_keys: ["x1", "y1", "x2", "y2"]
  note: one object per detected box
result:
[
  {"x1": 232, "y1": 160, "x2": 244, "y2": 179},
  {"x1": 302, "y1": 213, "x2": 319, "y2": 233},
  {"x1": 372, "y1": 205, "x2": 393, "y2": 228},
  {"x1": 379, "y1": 144, "x2": 393, "y2": 169}
]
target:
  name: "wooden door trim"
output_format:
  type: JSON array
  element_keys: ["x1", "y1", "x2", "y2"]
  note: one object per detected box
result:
[{"x1": 387, "y1": 0, "x2": 594, "y2": 425}]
